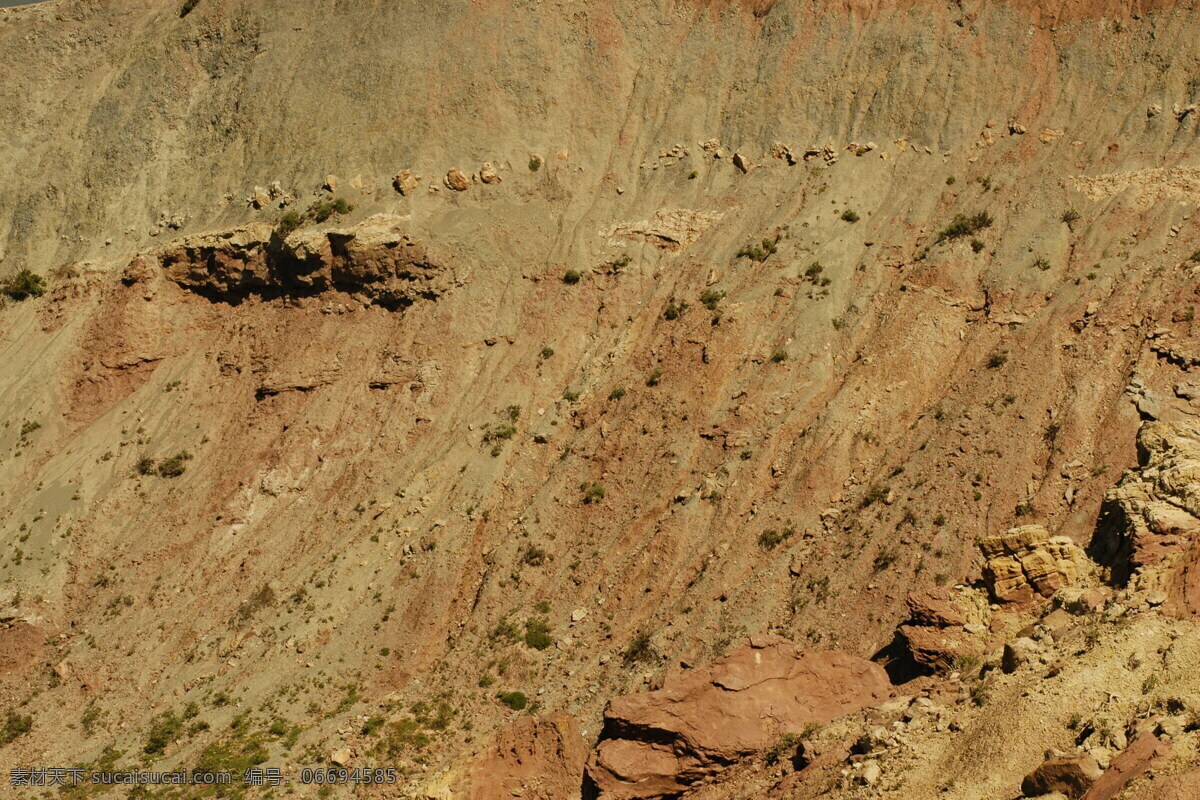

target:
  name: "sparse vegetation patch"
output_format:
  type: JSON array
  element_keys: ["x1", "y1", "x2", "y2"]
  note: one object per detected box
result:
[
  {"x1": 2, "y1": 269, "x2": 46, "y2": 301},
  {"x1": 934, "y1": 211, "x2": 994, "y2": 244}
]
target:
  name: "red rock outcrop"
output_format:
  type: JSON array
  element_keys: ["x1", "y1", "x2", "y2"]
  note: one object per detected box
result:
[
  {"x1": 896, "y1": 589, "x2": 982, "y2": 673},
  {"x1": 1081, "y1": 734, "x2": 1172, "y2": 800},
  {"x1": 584, "y1": 635, "x2": 891, "y2": 799},
  {"x1": 897, "y1": 587, "x2": 979, "y2": 676}
]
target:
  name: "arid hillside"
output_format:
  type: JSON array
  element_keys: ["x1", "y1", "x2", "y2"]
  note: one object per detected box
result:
[{"x1": 1, "y1": 0, "x2": 1199, "y2": 798}]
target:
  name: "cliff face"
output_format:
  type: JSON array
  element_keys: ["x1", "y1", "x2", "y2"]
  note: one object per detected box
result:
[{"x1": 1, "y1": 1, "x2": 1199, "y2": 798}]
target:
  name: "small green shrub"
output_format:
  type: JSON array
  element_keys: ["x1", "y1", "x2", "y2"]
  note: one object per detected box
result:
[
  {"x1": 562, "y1": 270, "x2": 582, "y2": 285},
  {"x1": 664, "y1": 299, "x2": 687, "y2": 320},
  {"x1": 562, "y1": 388, "x2": 581, "y2": 402},
  {"x1": 490, "y1": 619, "x2": 520, "y2": 643},
  {"x1": 482, "y1": 424, "x2": 516, "y2": 444},
  {"x1": 1190, "y1": 250, "x2": 1200, "y2": 263},
  {"x1": 522, "y1": 545, "x2": 547, "y2": 567},
  {"x1": 970, "y1": 238, "x2": 985, "y2": 253},
  {"x1": 528, "y1": 156, "x2": 542, "y2": 172},
  {"x1": 860, "y1": 485, "x2": 888, "y2": 508},
  {"x1": 1061, "y1": 208, "x2": 1080, "y2": 230},
  {"x1": 144, "y1": 711, "x2": 184, "y2": 755},
  {"x1": 306, "y1": 198, "x2": 354, "y2": 224},
  {"x1": 539, "y1": 347, "x2": 554, "y2": 360},
  {"x1": 945, "y1": 176, "x2": 956, "y2": 186},
  {"x1": 277, "y1": 211, "x2": 303, "y2": 237},
  {"x1": 135, "y1": 456, "x2": 157, "y2": 477},
  {"x1": 158, "y1": 451, "x2": 193, "y2": 478},
  {"x1": 986, "y1": 352, "x2": 1008, "y2": 369},
  {"x1": 193, "y1": 727, "x2": 269, "y2": 776},
  {"x1": 758, "y1": 527, "x2": 794, "y2": 550},
  {"x1": 2, "y1": 269, "x2": 46, "y2": 301},
  {"x1": 770, "y1": 350, "x2": 788, "y2": 363},
  {"x1": 935, "y1": 211, "x2": 994, "y2": 244},
  {"x1": 523, "y1": 618, "x2": 552, "y2": 650},
  {"x1": 872, "y1": 549, "x2": 898, "y2": 572},
  {"x1": 1, "y1": 711, "x2": 33, "y2": 746},
  {"x1": 699, "y1": 289, "x2": 725, "y2": 311},
  {"x1": 19, "y1": 421, "x2": 40, "y2": 438},
  {"x1": 622, "y1": 632, "x2": 655, "y2": 665},
  {"x1": 1032, "y1": 256, "x2": 1051, "y2": 271},
  {"x1": 688, "y1": 170, "x2": 699, "y2": 180},
  {"x1": 763, "y1": 732, "x2": 800, "y2": 766},
  {"x1": 180, "y1": 0, "x2": 200, "y2": 17},
  {"x1": 840, "y1": 209, "x2": 860, "y2": 223},
  {"x1": 646, "y1": 369, "x2": 664, "y2": 387},
  {"x1": 373, "y1": 719, "x2": 431, "y2": 758},
  {"x1": 737, "y1": 238, "x2": 777, "y2": 262},
  {"x1": 952, "y1": 653, "x2": 982, "y2": 677},
  {"x1": 608, "y1": 387, "x2": 626, "y2": 401},
  {"x1": 582, "y1": 483, "x2": 605, "y2": 504},
  {"x1": 497, "y1": 691, "x2": 527, "y2": 711}
]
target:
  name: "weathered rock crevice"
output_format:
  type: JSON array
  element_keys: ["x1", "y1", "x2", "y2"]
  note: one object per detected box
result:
[{"x1": 1089, "y1": 420, "x2": 1200, "y2": 616}]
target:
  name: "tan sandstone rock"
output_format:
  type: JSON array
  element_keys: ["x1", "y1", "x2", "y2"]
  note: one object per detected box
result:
[
  {"x1": 981, "y1": 525, "x2": 1084, "y2": 603},
  {"x1": 392, "y1": 169, "x2": 419, "y2": 196},
  {"x1": 479, "y1": 162, "x2": 502, "y2": 184},
  {"x1": 444, "y1": 168, "x2": 470, "y2": 191}
]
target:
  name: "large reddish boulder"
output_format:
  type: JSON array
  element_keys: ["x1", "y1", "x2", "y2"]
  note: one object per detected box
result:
[
  {"x1": 1081, "y1": 734, "x2": 1172, "y2": 800},
  {"x1": 461, "y1": 712, "x2": 588, "y2": 800},
  {"x1": 904, "y1": 589, "x2": 967, "y2": 627},
  {"x1": 584, "y1": 635, "x2": 892, "y2": 799},
  {"x1": 896, "y1": 589, "x2": 981, "y2": 673}
]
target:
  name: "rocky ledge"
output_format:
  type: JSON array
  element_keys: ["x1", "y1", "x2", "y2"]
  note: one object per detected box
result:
[{"x1": 134, "y1": 214, "x2": 454, "y2": 310}]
